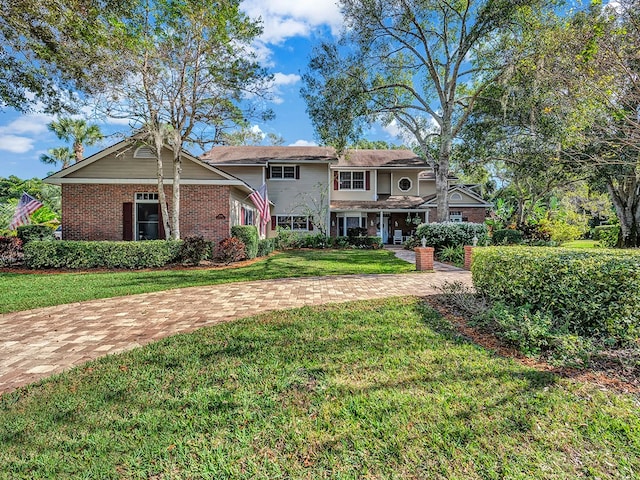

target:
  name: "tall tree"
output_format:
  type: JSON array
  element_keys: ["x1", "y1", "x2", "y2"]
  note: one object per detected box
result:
[
  {"x1": 47, "y1": 119, "x2": 103, "y2": 163},
  {"x1": 302, "y1": 0, "x2": 553, "y2": 221},
  {"x1": 40, "y1": 147, "x2": 75, "y2": 169},
  {"x1": 0, "y1": 0, "x2": 138, "y2": 113},
  {"x1": 102, "y1": 0, "x2": 272, "y2": 239}
]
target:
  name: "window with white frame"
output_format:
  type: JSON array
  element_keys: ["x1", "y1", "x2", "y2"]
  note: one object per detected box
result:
[
  {"x1": 270, "y1": 165, "x2": 296, "y2": 179},
  {"x1": 449, "y1": 211, "x2": 463, "y2": 222},
  {"x1": 135, "y1": 192, "x2": 160, "y2": 240},
  {"x1": 450, "y1": 192, "x2": 463, "y2": 201},
  {"x1": 276, "y1": 215, "x2": 310, "y2": 230},
  {"x1": 339, "y1": 171, "x2": 365, "y2": 190},
  {"x1": 398, "y1": 177, "x2": 412, "y2": 192}
]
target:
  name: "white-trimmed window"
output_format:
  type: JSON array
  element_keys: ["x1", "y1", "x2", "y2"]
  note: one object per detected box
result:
[
  {"x1": 449, "y1": 211, "x2": 463, "y2": 222},
  {"x1": 398, "y1": 177, "x2": 412, "y2": 192},
  {"x1": 270, "y1": 165, "x2": 296, "y2": 179},
  {"x1": 339, "y1": 171, "x2": 365, "y2": 190},
  {"x1": 276, "y1": 215, "x2": 310, "y2": 231},
  {"x1": 135, "y1": 192, "x2": 160, "y2": 240},
  {"x1": 450, "y1": 192, "x2": 463, "y2": 201}
]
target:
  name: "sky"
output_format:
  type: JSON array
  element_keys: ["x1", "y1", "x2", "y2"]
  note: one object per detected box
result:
[{"x1": 0, "y1": 0, "x2": 397, "y2": 181}]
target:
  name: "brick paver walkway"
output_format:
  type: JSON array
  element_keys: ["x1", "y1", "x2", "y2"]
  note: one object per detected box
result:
[{"x1": 0, "y1": 269, "x2": 471, "y2": 394}]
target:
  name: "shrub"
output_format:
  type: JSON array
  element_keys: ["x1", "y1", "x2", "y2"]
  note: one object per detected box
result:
[
  {"x1": 16, "y1": 225, "x2": 55, "y2": 243},
  {"x1": 332, "y1": 236, "x2": 350, "y2": 249},
  {"x1": 548, "y1": 220, "x2": 584, "y2": 244},
  {"x1": 178, "y1": 236, "x2": 211, "y2": 265},
  {"x1": 437, "y1": 245, "x2": 464, "y2": 264},
  {"x1": 347, "y1": 235, "x2": 382, "y2": 249},
  {"x1": 347, "y1": 227, "x2": 367, "y2": 238},
  {"x1": 415, "y1": 222, "x2": 488, "y2": 251},
  {"x1": 593, "y1": 225, "x2": 620, "y2": 248},
  {"x1": 257, "y1": 238, "x2": 275, "y2": 257},
  {"x1": 301, "y1": 234, "x2": 330, "y2": 249},
  {"x1": 472, "y1": 246, "x2": 640, "y2": 344},
  {"x1": 23, "y1": 240, "x2": 182, "y2": 269},
  {"x1": 0, "y1": 237, "x2": 23, "y2": 266},
  {"x1": 214, "y1": 237, "x2": 246, "y2": 265},
  {"x1": 275, "y1": 228, "x2": 303, "y2": 249},
  {"x1": 231, "y1": 225, "x2": 258, "y2": 259},
  {"x1": 492, "y1": 229, "x2": 523, "y2": 245},
  {"x1": 472, "y1": 302, "x2": 554, "y2": 356}
]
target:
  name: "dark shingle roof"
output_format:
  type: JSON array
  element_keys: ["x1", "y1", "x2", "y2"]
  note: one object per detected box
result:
[
  {"x1": 337, "y1": 149, "x2": 427, "y2": 168},
  {"x1": 200, "y1": 146, "x2": 336, "y2": 165}
]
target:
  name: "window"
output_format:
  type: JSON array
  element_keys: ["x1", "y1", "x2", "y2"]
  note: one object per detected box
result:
[
  {"x1": 450, "y1": 192, "x2": 462, "y2": 201},
  {"x1": 242, "y1": 207, "x2": 255, "y2": 226},
  {"x1": 398, "y1": 177, "x2": 412, "y2": 192},
  {"x1": 270, "y1": 165, "x2": 296, "y2": 179},
  {"x1": 276, "y1": 215, "x2": 310, "y2": 231},
  {"x1": 135, "y1": 192, "x2": 160, "y2": 240},
  {"x1": 339, "y1": 171, "x2": 365, "y2": 190},
  {"x1": 449, "y1": 211, "x2": 463, "y2": 222}
]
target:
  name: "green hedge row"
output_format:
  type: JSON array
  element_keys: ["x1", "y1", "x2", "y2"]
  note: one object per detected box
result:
[
  {"x1": 231, "y1": 225, "x2": 258, "y2": 259},
  {"x1": 471, "y1": 246, "x2": 640, "y2": 342},
  {"x1": 24, "y1": 240, "x2": 182, "y2": 269}
]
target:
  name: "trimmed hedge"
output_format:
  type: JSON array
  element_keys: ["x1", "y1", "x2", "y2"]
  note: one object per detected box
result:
[
  {"x1": 492, "y1": 229, "x2": 523, "y2": 245},
  {"x1": 472, "y1": 246, "x2": 640, "y2": 342},
  {"x1": 415, "y1": 222, "x2": 488, "y2": 251},
  {"x1": 24, "y1": 240, "x2": 182, "y2": 269},
  {"x1": 17, "y1": 225, "x2": 55, "y2": 243},
  {"x1": 593, "y1": 225, "x2": 620, "y2": 247},
  {"x1": 231, "y1": 225, "x2": 258, "y2": 259}
]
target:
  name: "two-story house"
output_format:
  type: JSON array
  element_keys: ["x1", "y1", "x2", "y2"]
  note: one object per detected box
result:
[
  {"x1": 45, "y1": 140, "x2": 491, "y2": 243},
  {"x1": 202, "y1": 146, "x2": 491, "y2": 244}
]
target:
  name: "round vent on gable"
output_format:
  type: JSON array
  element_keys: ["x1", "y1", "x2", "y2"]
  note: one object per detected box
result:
[{"x1": 133, "y1": 146, "x2": 156, "y2": 158}]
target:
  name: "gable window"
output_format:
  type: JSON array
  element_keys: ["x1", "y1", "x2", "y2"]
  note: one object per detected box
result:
[
  {"x1": 135, "y1": 192, "x2": 160, "y2": 240},
  {"x1": 270, "y1": 165, "x2": 296, "y2": 179},
  {"x1": 449, "y1": 211, "x2": 463, "y2": 223},
  {"x1": 276, "y1": 215, "x2": 310, "y2": 231},
  {"x1": 339, "y1": 171, "x2": 365, "y2": 190},
  {"x1": 398, "y1": 177, "x2": 412, "y2": 192},
  {"x1": 450, "y1": 192, "x2": 462, "y2": 201}
]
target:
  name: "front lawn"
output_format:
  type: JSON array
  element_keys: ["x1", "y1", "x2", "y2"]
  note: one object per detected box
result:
[
  {"x1": 0, "y1": 249, "x2": 414, "y2": 313},
  {"x1": 1, "y1": 298, "x2": 637, "y2": 478}
]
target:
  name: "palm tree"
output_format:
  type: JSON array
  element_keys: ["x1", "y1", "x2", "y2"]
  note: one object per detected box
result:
[
  {"x1": 40, "y1": 147, "x2": 75, "y2": 169},
  {"x1": 47, "y1": 118, "x2": 103, "y2": 163}
]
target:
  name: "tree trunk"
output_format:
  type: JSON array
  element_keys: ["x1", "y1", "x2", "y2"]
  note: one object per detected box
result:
[
  {"x1": 435, "y1": 119, "x2": 452, "y2": 222},
  {"x1": 151, "y1": 133, "x2": 171, "y2": 240},
  {"x1": 171, "y1": 145, "x2": 182, "y2": 240},
  {"x1": 74, "y1": 141, "x2": 83, "y2": 163},
  {"x1": 607, "y1": 178, "x2": 640, "y2": 247}
]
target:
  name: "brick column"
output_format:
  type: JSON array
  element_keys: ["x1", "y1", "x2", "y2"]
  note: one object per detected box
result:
[
  {"x1": 414, "y1": 247, "x2": 434, "y2": 271},
  {"x1": 464, "y1": 246, "x2": 474, "y2": 270}
]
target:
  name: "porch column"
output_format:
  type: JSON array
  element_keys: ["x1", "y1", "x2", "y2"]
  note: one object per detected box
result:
[{"x1": 379, "y1": 210, "x2": 383, "y2": 241}]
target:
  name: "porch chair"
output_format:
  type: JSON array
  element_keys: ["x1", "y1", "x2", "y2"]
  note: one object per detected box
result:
[{"x1": 393, "y1": 230, "x2": 403, "y2": 245}]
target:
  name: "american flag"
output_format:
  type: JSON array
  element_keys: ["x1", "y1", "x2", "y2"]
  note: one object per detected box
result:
[
  {"x1": 249, "y1": 183, "x2": 270, "y2": 236},
  {"x1": 9, "y1": 192, "x2": 43, "y2": 230}
]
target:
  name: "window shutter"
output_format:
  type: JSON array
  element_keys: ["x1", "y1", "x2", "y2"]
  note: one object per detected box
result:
[
  {"x1": 158, "y1": 204, "x2": 165, "y2": 239},
  {"x1": 123, "y1": 202, "x2": 133, "y2": 241},
  {"x1": 241, "y1": 206, "x2": 245, "y2": 225},
  {"x1": 271, "y1": 216, "x2": 276, "y2": 231},
  {"x1": 265, "y1": 166, "x2": 270, "y2": 179},
  {"x1": 295, "y1": 166, "x2": 300, "y2": 179},
  {"x1": 365, "y1": 171, "x2": 371, "y2": 190},
  {"x1": 334, "y1": 171, "x2": 339, "y2": 190},
  {"x1": 308, "y1": 220, "x2": 314, "y2": 231}
]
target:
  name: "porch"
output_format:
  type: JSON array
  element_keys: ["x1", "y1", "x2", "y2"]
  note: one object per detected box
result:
[{"x1": 329, "y1": 210, "x2": 429, "y2": 244}]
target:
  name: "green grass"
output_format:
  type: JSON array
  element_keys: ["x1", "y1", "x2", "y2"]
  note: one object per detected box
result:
[
  {"x1": 561, "y1": 239, "x2": 601, "y2": 248},
  {"x1": 0, "y1": 249, "x2": 414, "y2": 314},
  {"x1": 1, "y1": 298, "x2": 638, "y2": 479}
]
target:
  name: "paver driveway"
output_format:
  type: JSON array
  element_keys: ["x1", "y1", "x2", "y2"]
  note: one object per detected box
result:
[{"x1": 0, "y1": 268, "x2": 471, "y2": 394}]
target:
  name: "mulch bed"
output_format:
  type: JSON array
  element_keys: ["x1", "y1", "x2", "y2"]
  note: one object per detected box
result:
[{"x1": 428, "y1": 296, "x2": 640, "y2": 396}]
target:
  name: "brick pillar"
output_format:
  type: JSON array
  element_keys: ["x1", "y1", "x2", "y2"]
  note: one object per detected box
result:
[
  {"x1": 464, "y1": 246, "x2": 474, "y2": 270},
  {"x1": 414, "y1": 247, "x2": 434, "y2": 271}
]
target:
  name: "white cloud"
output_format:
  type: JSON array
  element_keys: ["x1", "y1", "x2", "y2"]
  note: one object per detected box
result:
[
  {"x1": 0, "y1": 113, "x2": 52, "y2": 136},
  {"x1": 288, "y1": 139, "x2": 318, "y2": 147},
  {"x1": 0, "y1": 135, "x2": 36, "y2": 153},
  {"x1": 273, "y1": 72, "x2": 301, "y2": 86}
]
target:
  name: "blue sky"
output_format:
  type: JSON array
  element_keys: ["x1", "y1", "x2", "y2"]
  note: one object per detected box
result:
[{"x1": 0, "y1": 1, "x2": 397, "y2": 181}]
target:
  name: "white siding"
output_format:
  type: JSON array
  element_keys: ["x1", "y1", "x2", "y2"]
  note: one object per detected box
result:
[{"x1": 218, "y1": 166, "x2": 264, "y2": 189}]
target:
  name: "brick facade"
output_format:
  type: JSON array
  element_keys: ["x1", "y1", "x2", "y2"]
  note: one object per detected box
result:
[
  {"x1": 428, "y1": 207, "x2": 488, "y2": 224},
  {"x1": 62, "y1": 184, "x2": 231, "y2": 242}
]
